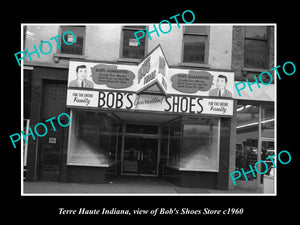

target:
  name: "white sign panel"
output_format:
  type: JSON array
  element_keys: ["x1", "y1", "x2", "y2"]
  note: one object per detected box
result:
[
  {"x1": 168, "y1": 68, "x2": 234, "y2": 97},
  {"x1": 67, "y1": 89, "x2": 233, "y2": 116},
  {"x1": 66, "y1": 89, "x2": 99, "y2": 107},
  {"x1": 68, "y1": 61, "x2": 137, "y2": 91}
]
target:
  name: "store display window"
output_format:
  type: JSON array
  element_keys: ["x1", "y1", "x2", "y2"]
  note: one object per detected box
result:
[
  {"x1": 167, "y1": 117, "x2": 220, "y2": 172},
  {"x1": 67, "y1": 110, "x2": 121, "y2": 167},
  {"x1": 181, "y1": 118, "x2": 220, "y2": 171}
]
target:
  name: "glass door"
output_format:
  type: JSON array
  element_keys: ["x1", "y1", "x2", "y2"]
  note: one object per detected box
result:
[
  {"x1": 122, "y1": 124, "x2": 159, "y2": 176},
  {"x1": 122, "y1": 136, "x2": 158, "y2": 176}
]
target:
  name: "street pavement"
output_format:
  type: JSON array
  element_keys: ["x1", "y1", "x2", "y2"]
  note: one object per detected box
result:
[{"x1": 23, "y1": 176, "x2": 261, "y2": 195}]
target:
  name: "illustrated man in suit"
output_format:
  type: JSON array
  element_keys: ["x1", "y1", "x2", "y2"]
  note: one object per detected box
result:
[
  {"x1": 209, "y1": 74, "x2": 232, "y2": 97},
  {"x1": 69, "y1": 65, "x2": 94, "y2": 88}
]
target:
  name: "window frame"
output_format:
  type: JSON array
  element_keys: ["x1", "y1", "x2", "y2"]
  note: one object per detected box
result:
[
  {"x1": 58, "y1": 25, "x2": 86, "y2": 57},
  {"x1": 244, "y1": 26, "x2": 270, "y2": 69},
  {"x1": 181, "y1": 25, "x2": 210, "y2": 66},
  {"x1": 119, "y1": 26, "x2": 147, "y2": 62}
]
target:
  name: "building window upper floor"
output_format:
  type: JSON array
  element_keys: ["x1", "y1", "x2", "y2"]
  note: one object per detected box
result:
[
  {"x1": 60, "y1": 26, "x2": 85, "y2": 55},
  {"x1": 121, "y1": 26, "x2": 146, "y2": 60},
  {"x1": 244, "y1": 26, "x2": 269, "y2": 69},
  {"x1": 182, "y1": 25, "x2": 209, "y2": 65},
  {"x1": 23, "y1": 24, "x2": 273, "y2": 76}
]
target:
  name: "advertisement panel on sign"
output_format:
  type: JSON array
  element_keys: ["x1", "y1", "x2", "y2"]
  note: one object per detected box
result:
[
  {"x1": 67, "y1": 45, "x2": 234, "y2": 99},
  {"x1": 168, "y1": 68, "x2": 234, "y2": 97},
  {"x1": 136, "y1": 45, "x2": 169, "y2": 95},
  {"x1": 67, "y1": 61, "x2": 137, "y2": 91}
]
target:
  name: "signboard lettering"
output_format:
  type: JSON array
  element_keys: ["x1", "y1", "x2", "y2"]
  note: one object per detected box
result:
[
  {"x1": 98, "y1": 91, "x2": 133, "y2": 109},
  {"x1": 159, "y1": 56, "x2": 166, "y2": 76},
  {"x1": 66, "y1": 89, "x2": 99, "y2": 107},
  {"x1": 136, "y1": 46, "x2": 169, "y2": 95},
  {"x1": 164, "y1": 96, "x2": 203, "y2": 114},
  {"x1": 138, "y1": 56, "x2": 151, "y2": 84},
  {"x1": 144, "y1": 70, "x2": 156, "y2": 85}
]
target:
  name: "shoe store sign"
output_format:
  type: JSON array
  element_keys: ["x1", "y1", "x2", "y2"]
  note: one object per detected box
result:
[{"x1": 66, "y1": 45, "x2": 234, "y2": 116}]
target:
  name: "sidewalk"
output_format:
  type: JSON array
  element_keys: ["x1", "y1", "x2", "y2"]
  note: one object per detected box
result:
[{"x1": 23, "y1": 176, "x2": 262, "y2": 195}]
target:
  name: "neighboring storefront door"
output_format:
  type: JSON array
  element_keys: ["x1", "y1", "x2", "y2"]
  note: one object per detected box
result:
[
  {"x1": 37, "y1": 80, "x2": 66, "y2": 181},
  {"x1": 38, "y1": 120, "x2": 62, "y2": 181},
  {"x1": 121, "y1": 124, "x2": 159, "y2": 176}
]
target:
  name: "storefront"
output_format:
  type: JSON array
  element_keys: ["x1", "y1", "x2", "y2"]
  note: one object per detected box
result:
[
  {"x1": 64, "y1": 45, "x2": 235, "y2": 188},
  {"x1": 24, "y1": 44, "x2": 275, "y2": 191},
  {"x1": 233, "y1": 85, "x2": 275, "y2": 192}
]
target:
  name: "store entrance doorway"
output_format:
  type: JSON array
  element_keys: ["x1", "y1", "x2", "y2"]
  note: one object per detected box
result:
[
  {"x1": 114, "y1": 111, "x2": 179, "y2": 177},
  {"x1": 121, "y1": 124, "x2": 159, "y2": 176}
]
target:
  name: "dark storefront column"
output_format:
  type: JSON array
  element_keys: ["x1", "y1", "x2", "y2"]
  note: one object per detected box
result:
[
  {"x1": 216, "y1": 100, "x2": 237, "y2": 190},
  {"x1": 216, "y1": 117, "x2": 231, "y2": 190},
  {"x1": 228, "y1": 100, "x2": 237, "y2": 190}
]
